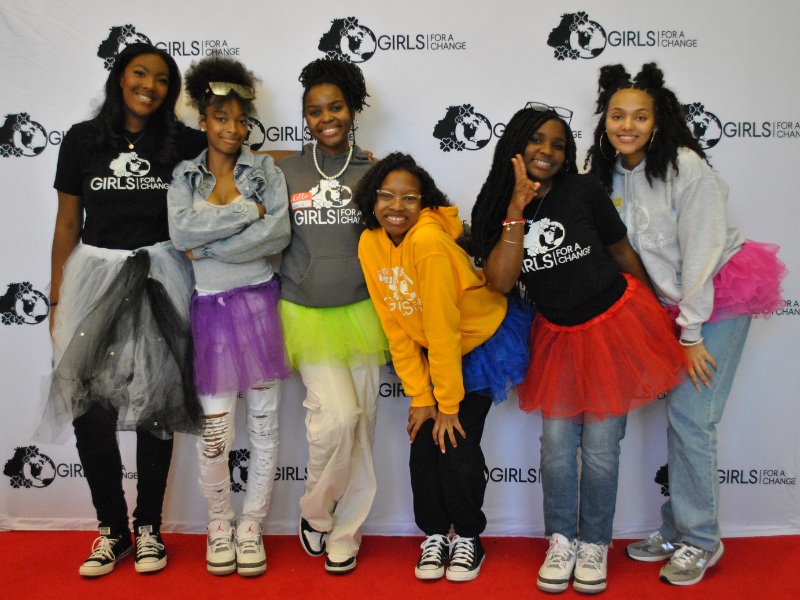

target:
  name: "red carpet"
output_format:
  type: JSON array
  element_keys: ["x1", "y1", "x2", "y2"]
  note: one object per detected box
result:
[{"x1": 2, "y1": 531, "x2": 797, "y2": 599}]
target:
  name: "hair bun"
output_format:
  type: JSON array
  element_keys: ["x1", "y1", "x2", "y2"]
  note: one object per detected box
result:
[
  {"x1": 634, "y1": 63, "x2": 665, "y2": 89},
  {"x1": 597, "y1": 64, "x2": 631, "y2": 93}
]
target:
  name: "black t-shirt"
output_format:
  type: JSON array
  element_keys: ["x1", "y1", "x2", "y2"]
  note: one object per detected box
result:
[
  {"x1": 54, "y1": 120, "x2": 206, "y2": 250},
  {"x1": 517, "y1": 174, "x2": 628, "y2": 326}
]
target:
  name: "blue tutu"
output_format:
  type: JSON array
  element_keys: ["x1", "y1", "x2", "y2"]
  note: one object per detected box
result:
[{"x1": 462, "y1": 296, "x2": 534, "y2": 404}]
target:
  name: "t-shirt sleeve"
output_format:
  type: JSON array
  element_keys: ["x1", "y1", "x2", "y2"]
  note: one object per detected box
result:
[
  {"x1": 587, "y1": 178, "x2": 627, "y2": 245},
  {"x1": 53, "y1": 125, "x2": 84, "y2": 196}
]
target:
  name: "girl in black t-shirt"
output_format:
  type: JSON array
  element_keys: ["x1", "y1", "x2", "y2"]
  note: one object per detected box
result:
[
  {"x1": 42, "y1": 43, "x2": 205, "y2": 578},
  {"x1": 470, "y1": 107, "x2": 687, "y2": 594}
]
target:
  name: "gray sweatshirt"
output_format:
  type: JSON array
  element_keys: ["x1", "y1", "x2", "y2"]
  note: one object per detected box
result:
[
  {"x1": 612, "y1": 148, "x2": 744, "y2": 341},
  {"x1": 278, "y1": 144, "x2": 374, "y2": 308}
]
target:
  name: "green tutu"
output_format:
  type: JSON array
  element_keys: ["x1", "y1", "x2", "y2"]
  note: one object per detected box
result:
[{"x1": 279, "y1": 298, "x2": 389, "y2": 369}]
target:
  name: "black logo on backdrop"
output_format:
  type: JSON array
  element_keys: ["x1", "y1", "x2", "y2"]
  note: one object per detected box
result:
[
  {"x1": 245, "y1": 117, "x2": 267, "y2": 151},
  {"x1": 682, "y1": 102, "x2": 722, "y2": 149},
  {"x1": 433, "y1": 104, "x2": 493, "y2": 152},
  {"x1": 229, "y1": 448, "x2": 249, "y2": 492},
  {"x1": 1, "y1": 282, "x2": 49, "y2": 325},
  {"x1": 4, "y1": 446, "x2": 56, "y2": 489},
  {"x1": 318, "y1": 17, "x2": 377, "y2": 63},
  {"x1": 0, "y1": 113, "x2": 48, "y2": 157},
  {"x1": 654, "y1": 464, "x2": 670, "y2": 497},
  {"x1": 548, "y1": 12, "x2": 607, "y2": 60},
  {"x1": 97, "y1": 24, "x2": 152, "y2": 71}
]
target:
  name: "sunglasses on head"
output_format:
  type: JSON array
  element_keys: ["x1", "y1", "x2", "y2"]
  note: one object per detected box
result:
[
  {"x1": 206, "y1": 81, "x2": 255, "y2": 99},
  {"x1": 525, "y1": 101, "x2": 573, "y2": 124}
]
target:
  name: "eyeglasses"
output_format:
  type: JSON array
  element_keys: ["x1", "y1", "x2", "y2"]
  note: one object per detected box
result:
[
  {"x1": 206, "y1": 81, "x2": 255, "y2": 99},
  {"x1": 525, "y1": 102, "x2": 573, "y2": 124},
  {"x1": 376, "y1": 190, "x2": 422, "y2": 205}
]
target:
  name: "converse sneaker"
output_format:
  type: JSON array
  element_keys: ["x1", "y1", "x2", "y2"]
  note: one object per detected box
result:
[
  {"x1": 325, "y1": 553, "x2": 357, "y2": 574},
  {"x1": 134, "y1": 525, "x2": 167, "y2": 573},
  {"x1": 299, "y1": 516, "x2": 326, "y2": 557},
  {"x1": 659, "y1": 542, "x2": 724, "y2": 586},
  {"x1": 445, "y1": 535, "x2": 485, "y2": 582},
  {"x1": 414, "y1": 534, "x2": 450, "y2": 580},
  {"x1": 537, "y1": 533, "x2": 578, "y2": 593},
  {"x1": 206, "y1": 519, "x2": 236, "y2": 576},
  {"x1": 235, "y1": 519, "x2": 266, "y2": 577},
  {"x1": 627, "y1": 531, "x2": 679, "y2": 562},
  {"x1": 79, "y1": 527, "x2": 133, "y2": 577},
  {"x1": 573, "y1": 541, "x2": 608, "y2": 594}
]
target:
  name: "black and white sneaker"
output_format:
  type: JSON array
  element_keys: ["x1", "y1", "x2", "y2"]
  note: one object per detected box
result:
[
  {"x1": 79, "y1": 527, "x2": 133, "y2": 577},
  {"x1": 415, "y1": 534, "x2": 450, "y2": 580},
  {"x1": 299, "y1": 516, "x2": 326, "y2": 557},
  {"x1": 325, "y1": 553, "x2": 357, "y2": 575},
  {"x1": 134, "y1": 525, "x2": 167, "y2": 574},
  {"x1": 446, "y1": 535, "x2": 486, "y2": 582}
]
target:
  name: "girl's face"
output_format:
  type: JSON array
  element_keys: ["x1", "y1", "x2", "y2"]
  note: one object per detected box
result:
[
  {"x1": 522, "y1": 119, "x2": 567, "y2": 184},
  {"x1": 199, "y1": 98, "x2": 248, "y2": 159},
  {"x1": 304, "y1": 83, "x2": 352, "y2": 156},
  {"x1": 605, "y1": 88, "x2": 656, "y2": 169},
  {"x1": 119, "y1": 53, "x2": 169, "y2": 131},
  {"x1": 374, "y1": 170, "x2": 423, "y2": 246}
]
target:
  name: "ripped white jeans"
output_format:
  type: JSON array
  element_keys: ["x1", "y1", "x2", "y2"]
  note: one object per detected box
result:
[{"x1": 197, "y1": 380, "x2": 280, "y2": 523}]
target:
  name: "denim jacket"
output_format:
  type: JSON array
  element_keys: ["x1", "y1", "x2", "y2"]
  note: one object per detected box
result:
[{"x1": 168, "y1": 147, "x2": 290, "y2": 264}]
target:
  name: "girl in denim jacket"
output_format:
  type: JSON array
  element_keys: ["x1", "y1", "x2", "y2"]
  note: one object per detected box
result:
[{"x1": 167, "y1": 57, "x2": 290, "y2": 577}]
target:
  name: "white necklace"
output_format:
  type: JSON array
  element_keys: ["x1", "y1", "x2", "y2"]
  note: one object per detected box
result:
[
  {"x1": 312, "y1": 143, "x2": 353, "y2": 181},
  {"x1": 123, "y1": 130, "x2": 147, "y2": 150},
  {"x1": 530, "y1": 180, "x2": 553, "y2": 223}
]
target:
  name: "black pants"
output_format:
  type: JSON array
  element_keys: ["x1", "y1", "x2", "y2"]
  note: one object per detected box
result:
[
  {"x1": 409, "y1": 391, "x2": 492, "y2": 538},
  {"x1": 73, "y1": 403, "x2": 174, "y2": 534}
]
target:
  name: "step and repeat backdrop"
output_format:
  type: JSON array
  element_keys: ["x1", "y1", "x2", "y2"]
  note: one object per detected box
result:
[{"x1": 1, "y1": 0, "x2": 798, "y2": 537}]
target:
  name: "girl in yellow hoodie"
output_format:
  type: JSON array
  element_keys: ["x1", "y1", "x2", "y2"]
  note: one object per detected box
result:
[{"x1": 355, "y1": 153, "x2": 530, "y2": 583}]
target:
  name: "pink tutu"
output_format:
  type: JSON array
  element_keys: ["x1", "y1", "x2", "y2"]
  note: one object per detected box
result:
[
  {"x1": 665, "y1": 240, "x2": 787, "y2": 323},
  {"x1": 191, "y1": 279, "x2": 290, "y2": 396}
]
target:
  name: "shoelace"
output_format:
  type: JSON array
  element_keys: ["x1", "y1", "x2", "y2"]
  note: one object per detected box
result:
[
  {"x1": 577, "y1": 544, "x2": 605, "y2": 569},
  {"x1": 136, "y1": 530, "x2": 164, "y2": 558},
  {"x1": 670, "y1": 545, "x2": 701, "y2": 567},
  {"x1": 209, "y1": 531, "x2": 233, "y2": 553},
  {"x1": 87, "y1": 536, "x2": 117, "y2": 561},
  {"x1": 544, "y1": 540, "x2": 573, "y2": 566},
  {"x1": 237, "y1": 533, "x2": 261, "y2": 555},
  {"x1": 419, "y1": 535, "x2": 448, "y2": 564},
  {"x1": 449, "y1": 535, "x2": 476, "y2": 566}
]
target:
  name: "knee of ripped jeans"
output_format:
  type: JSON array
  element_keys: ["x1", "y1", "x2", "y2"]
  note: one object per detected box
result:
[
  {"x1": 251, "y1": 379, "x2": 277, "y2": 391},
  {"x1": 201, "y1": 412, "x2": 232, "y2": 459}
]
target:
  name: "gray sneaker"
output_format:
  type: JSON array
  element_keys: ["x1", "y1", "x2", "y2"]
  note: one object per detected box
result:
[
  {"x1": 659, "y1": 542, "x2": 724, "y2": 586},
  {"x1": 627, "y1": 531, "x2": 679, "y2": 562}
]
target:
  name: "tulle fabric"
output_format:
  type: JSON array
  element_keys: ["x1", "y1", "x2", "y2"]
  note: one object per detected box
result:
[
  {"x1": 463, "y1": 296, "x2": 534, "y2": 404},
  {"x1": 39, "y1": 243, "x2": 202, "y2": 442},
  {"x1": 191, "y1": 279, "x2": 290, "y2": 395},
  {"x1": 518, "y1": 274, "x2": 687, "y2": 421},
  {"x1": 279, "y1": 298, "x2": 389, "y2": 369},
  {"x1": 665, "y1": 240, "x2": 788, "y2": 323}
]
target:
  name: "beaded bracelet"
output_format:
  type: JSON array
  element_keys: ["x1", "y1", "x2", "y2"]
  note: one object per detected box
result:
[
  {"x1": 679, "y1": 337, "x2": 704, "y2": 347},
  {"x1": 502, "y1": 219, "x2": 526, "y2": 232}
]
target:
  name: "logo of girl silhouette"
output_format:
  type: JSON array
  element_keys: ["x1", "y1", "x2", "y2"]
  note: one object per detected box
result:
[
  {"x1": 318, "y1": 17, "x2": 377, "y2": 63},
  {"x1": 525, "y1": 218, "x2": 566, "y2": 257}
]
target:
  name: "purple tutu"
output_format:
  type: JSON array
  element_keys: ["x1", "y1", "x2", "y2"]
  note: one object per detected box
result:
[
  {"x1": 665, "y1": 240, "x2": 788, "y2": 323},
  {"x1": 191, "y1": 279, "x2": 290, "y2": 395}
]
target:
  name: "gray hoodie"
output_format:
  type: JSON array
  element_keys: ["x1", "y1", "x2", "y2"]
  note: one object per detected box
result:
[{"x1": 612, "y1": 147, "x2": 744, "y2": 341}]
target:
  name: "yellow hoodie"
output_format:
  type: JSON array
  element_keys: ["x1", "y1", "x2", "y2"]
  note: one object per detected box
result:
[{"x1": 358, "y1": 206, "x2": 506, "y2": 414}]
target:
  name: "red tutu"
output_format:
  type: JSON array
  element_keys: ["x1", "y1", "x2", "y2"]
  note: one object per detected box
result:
[
  {"x1": 665, "y1": 240, "x2": 787, "y2": 324},
  {"x1": 518, "y1": 274, "x2": 687, "y2": 420}
]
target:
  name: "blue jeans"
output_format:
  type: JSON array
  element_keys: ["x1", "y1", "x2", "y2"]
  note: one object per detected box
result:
[
  {"x1": 540, "y1": 414, "x2": 627, "y2": 544},
  {"x1": 659, "y1": 315, "x2": 751, "y2": 551}
]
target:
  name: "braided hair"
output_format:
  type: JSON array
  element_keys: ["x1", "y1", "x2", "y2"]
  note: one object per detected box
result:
[
  {"x1": 184, "y1": 57, "x2": 260, "y2": 115},
  {"x1": 470, "y1": 108, "x2": 577, "y2": 264},
  {"x1": 353, "y1": 152, "x2": 451, "y2": 230},
  {"x1": 585, "y1": 62, "x2": 708, "y2": 193}
]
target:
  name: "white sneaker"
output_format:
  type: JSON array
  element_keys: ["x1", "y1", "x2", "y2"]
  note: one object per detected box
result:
[
  {"x1": 235, "y1": 519, "x2": 266, "y2": 577},
  {"x1": 206, "y1": 519, "x2": 236, "y2": 576},
  {"x1": 414, "y1": 534, "x2": 450, "y2": 580},
  {"x1": 573, "y1": 541, "x2": 608, "y2": 594},
  {"x1": 537, "y1": 533, "x2": 577, "y2": 593}
]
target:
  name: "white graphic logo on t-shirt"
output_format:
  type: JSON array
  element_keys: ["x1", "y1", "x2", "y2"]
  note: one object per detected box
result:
[
  {"x1": 109, "y1": 152, "x2": 151, "y2": 177},
  {"x1": 89, "y1": 151, "x2": 168, "y2": 191},
  {"x1": 378, "y1": 266, "x2": 422, "y2": 317},
  {"x1": 290, "y1": 178, "x2": 361, "y2": 226},
  {"x1": 522, "y1": 217, "x2": 592, "y2": 272}
]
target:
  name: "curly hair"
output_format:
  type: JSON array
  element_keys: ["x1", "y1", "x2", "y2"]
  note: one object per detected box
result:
[
  {"x1": 470, "y1": 108, "x2": 577, "y2": 263},
  {"x1": 184, "y1": 57, "x2": 260, "y2": 115},
  {"x1": 89, "y1": 43, "x2": 183, "y2": 164},
  {"x1": 353, "y1": 152, "x2": 451, "y2": 230},
  {"x1": 585, "y1": 62, "x2": 708, "y2": 192},
  {"x1": 299, "y1": 58, "x2": 370, "y2": 114}
]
